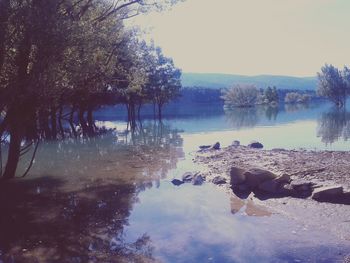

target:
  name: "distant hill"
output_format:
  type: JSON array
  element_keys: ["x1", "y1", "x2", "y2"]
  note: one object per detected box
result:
[{"x1": 181, "y1": 73, "x2": 317, "y2": 90}]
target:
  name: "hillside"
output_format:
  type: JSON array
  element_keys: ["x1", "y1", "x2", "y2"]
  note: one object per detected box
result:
[{"x1": 181, "y1": 73, "x2": 317, "y2": 90}]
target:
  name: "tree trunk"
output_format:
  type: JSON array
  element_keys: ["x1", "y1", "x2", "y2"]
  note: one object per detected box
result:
[
  {"x1": 78, "y1": 107, "x2": 88, "y2": 135},
  {"x1": 158, "y1": 103, "x2": 163, "y2": 120},
  {"x1": 87, "y1": 106, "x2": 95, "y2": 135},
  {"x1": 69, "y1": 106, "x2": 77, "y2": 137},
  {"x1": 3, "y1": 123, "x2": 21, "y2": 179},
  {"x1": 58, "y1": 105, "x2": 65, "y2": 139},
  {"x1": 50, "y1": 106, "x2": 57, "y2": 139}
]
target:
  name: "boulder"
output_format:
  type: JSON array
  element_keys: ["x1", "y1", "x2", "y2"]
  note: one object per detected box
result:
[
  {"x1": 244, "y1": 168, "x2": 277, "y2": 189},
  {"x1": 291, "y1": 180, "x2": 313, "y2": 192},
  {"x1": 230, "y1": 167, "x2": 247, "y2": 185},
  {"x1": 193, "y1": 174, "x2": 205, "y2": 185},
  {"x1": 211, "y1": 142, "x2": 221, "y2": 150},
  {"x1": 171, "y1": 179, "x2": 184, "y2": 186},
  {"x1": 212, "y1": 176, "x2": 227, "y2": 185},
  {"x1": 182, "y1": 172, "x2": 194, "y2": 182},
  {"x1": 312, "y1": 185, "x2": 344, "y2": 201},
  {"x1": 258, "y1": 174, "x2": 291, "y2": 194},
  {"x1": 258, "y1": 179, "x2": 280, "y2": 193},
  {"x1": 248, "y1": 141, "x2": 264, "y2": 149}
]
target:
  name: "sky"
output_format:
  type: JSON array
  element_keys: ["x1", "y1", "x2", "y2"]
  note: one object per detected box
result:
[{"x1": 129, "y1": 0, "x2": 350, "y2": 77}]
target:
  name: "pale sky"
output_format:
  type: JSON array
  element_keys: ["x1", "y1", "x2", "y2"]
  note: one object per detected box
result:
[{"x1": 129, "y1": 0, "x2": 350, "y2": 77}]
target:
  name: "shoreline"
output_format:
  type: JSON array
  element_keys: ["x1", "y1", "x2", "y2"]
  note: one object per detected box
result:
[{"x1": 194, "y1": 144, "x2": 350, "y2": 241}]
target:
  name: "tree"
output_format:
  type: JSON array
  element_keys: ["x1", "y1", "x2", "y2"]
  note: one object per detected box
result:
[
  {"x1": 146, "y1": 47, "x2": 182, "y2": 119},
  {"x1": 317, "y1": 64, "x2": 347, "y2": 107},
  {"x1": 284, "y1": 92, "x2": 310, "y2": 104},
  {"x1": 0, "y1": 0, "x2": 182, "y2": 180},
  {"x1": 222, "y1": 84, "x2": 258, "y2": 108}
]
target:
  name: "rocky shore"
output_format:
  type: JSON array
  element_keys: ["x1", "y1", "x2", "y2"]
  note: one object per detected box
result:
[{"x1": 192, "y1": 142, "x2": 350, "y2": 241}]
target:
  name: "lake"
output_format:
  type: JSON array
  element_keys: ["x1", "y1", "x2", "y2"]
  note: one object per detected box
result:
[{"x1": 0, "y1": 101, "x2": 349, "y2": 262}]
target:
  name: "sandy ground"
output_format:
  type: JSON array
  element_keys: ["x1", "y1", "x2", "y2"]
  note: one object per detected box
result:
[{"x1": 194, "y1": 145, "x2": 350, "y2": 242}]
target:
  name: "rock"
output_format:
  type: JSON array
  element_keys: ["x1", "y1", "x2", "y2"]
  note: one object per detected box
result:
[
  {"x1": 230, "y1": 167, "x2": 247, "y2": 185},
  {"x1": 258, "y1": 174, "x2": 291, "y2": 194},
  {"x1": 258, "y1": 179, "x2": 280, "y2": 193},
  {"x1": 211, "y1": 142, "x2": 220, "y2": 150},
  {"x1": 312, "y1": 185, "x2": 344, "y2": 201},
  {"x1": 212, "y1": 176, "x2": 227, "y2": 185},
  {"x1": 291, "y1": 180, "x2": 313, "y2": 192},
  {"x1": 171, "y1": 179, "x2": 184, "y2": 186},
  {"x1": 244, "y1": 168, "x2": 277, "y2": 189},
  {"x1": 248, "y1": 141, "x2": 264, "y2": 149},
  {"x1": 274, "y1": 174, "x2": 291, "y2": 184},
  {"x1": 232, "y1": 140, "x2": 240, "y2": 146},
  {"x1": 193, "y1": 174, "x2": 205, "y2": 185},
  {"x1": 182, "y1": 172, "x2": 194, "y2": 182},
  {"x1": 199, "y1": 145, "x2": 211, "y2": 150}
]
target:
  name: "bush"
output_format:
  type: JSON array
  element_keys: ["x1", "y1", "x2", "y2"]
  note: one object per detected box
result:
[
  {"x1": 284, "y1": 92, "x2": 310, "y2": 104},
  {"x1": 222, "y1": 84, "x2": 258, "y2": 107}
]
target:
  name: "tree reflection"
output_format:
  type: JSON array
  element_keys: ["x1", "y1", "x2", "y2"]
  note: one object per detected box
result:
[
  {"x1": 0, "y1": 121, "x2": 183, "y2": 262},
  {"x1": 224, "y1": 105, "x2": 279, "y2": 129},
  {"x1": 317, "y1": 109, "x2": 350, "y2": 144}
]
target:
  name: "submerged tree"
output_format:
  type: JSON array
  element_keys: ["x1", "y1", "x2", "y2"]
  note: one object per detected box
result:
[
  {"x1": 0, "y1": 0, "x2": 181, "y2": 180},
  {"x1": 222, "y1": 84, "x2": 258, "y2": 108},
  {"x1": 317, "y1": 64, "x2": 349, "y2": 107}
]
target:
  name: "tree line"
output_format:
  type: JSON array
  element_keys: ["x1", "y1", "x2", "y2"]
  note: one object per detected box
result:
[{"x1": 0, "y1": 0, "x2": 181, "y2": 179}]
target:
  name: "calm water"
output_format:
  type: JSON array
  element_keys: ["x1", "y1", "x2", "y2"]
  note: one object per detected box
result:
[{"x1": 0, "y1": 101, "x2": 350, "y2": 262}]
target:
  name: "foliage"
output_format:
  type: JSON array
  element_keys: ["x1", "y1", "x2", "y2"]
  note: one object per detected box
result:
[
  {"x1": 263, "y1": 86, "x2": 279, "y2": 104},
  {"x1": 0, "y1": 0, "x2": 181, "y2": 179},
  {"x1": 222, "y1": 84, "x2": 259, "y2": 108},
  {"x1": 317, "y1": 64, "x2": 349, "y2": 107},
  {"x1": 284, "y1": 92, "x2": 310, "y2": 104}
]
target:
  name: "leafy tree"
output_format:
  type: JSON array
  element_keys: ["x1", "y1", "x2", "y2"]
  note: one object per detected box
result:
[
  {"x1": 222, "y1": 84, "x2": 258, "y2": 108},
  {"x1": 317, "y1": 64, "x2": 348, "y2": 107}
]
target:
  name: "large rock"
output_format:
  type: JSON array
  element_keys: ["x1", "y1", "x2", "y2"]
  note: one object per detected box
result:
[
  {"x1": 258, "y1": 174, "x2": 291, "y2": 194},
  {"x1": 312, "y1": 185, "x2": 344, "y2": 201},
  {"x1": 248, "y1": 141, "x2": 264, "y2": 149},
  {"x1": 244, "y1": 168, "x2": 277, "y2": 189},
  {"x1": 230, "y1": 167, "x2": 247, "y2": 185},
  {"x1": 291, "y1": 179, "x2": 313, "y2": 192}
]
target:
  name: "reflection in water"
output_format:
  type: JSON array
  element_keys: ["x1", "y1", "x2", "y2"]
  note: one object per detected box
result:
[
  {"x1": 224, "y1": 105, "x2": 279, "y2": 129},
  {"x1": 0, "y1": 121, "x2": 183, "y2": 262},
  {"x1": 284, "y1": 103, "x2": 310, "y2": 113},
  {"x1": 318, "y1": 109, "x2": 350, "y2": 144}
]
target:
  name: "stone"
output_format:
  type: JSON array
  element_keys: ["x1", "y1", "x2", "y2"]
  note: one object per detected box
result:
[
  {"x1": 258, "y1": 179, "x2": 279, "y2": 193},
  {"x1": 244, "y1": 168, "x2": 277, "y2": 189},
  {"x1": 312, "y1": 185, "x2": 344, "y2": 201},
  {"x1": 199, "y1": 145, "x2": 211, "y2": 150},
  {"x1": 232, "y1": 140, "x2": 240, "y2": 146},
  {"x1": 258, "y1": 174, "x2": 291, "y2": 194},
  {"x1": 291, "y1": 180, "x2": 313, "y2": 192},
  {"x1": 171, "y1": 179, "x2": 184, "y2": 186},
  {"x1": 182, "y1": 172, "x2": 194, "y2": 182},
  {"x1": 211, "y1": 142, "x2": 220, "y2": 150},
  {"x1": 212, "y1": 176, "x2": 227, "y2": 185},
  {"x1": 193, "y1": 174, "x2": 205, "y2": 185},
  {"x1": 274, "y1": 174, "x2": 291, "y2": 184},
  {"x1": 248, "y1": 141, "x2": 264, "y2": 149},
  {"x1": 230, "y1": 167, "x2": 247, "y2": 185}
]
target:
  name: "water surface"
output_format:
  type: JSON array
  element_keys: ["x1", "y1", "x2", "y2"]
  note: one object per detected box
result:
[{"x1": 1, "y1": 101, "x2": 350, "y2": 262}]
